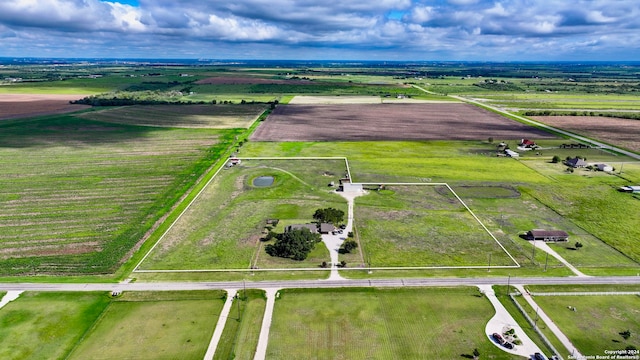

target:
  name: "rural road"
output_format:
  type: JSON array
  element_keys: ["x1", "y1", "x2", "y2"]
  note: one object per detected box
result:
[
  {"x1": 411, "y1": 84, "x2": 640, "y2": 161},
  {"x1": 1, "y1": 275, "x2": 639, "y2": 293}
]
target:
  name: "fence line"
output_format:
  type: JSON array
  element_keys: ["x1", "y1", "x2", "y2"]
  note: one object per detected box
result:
[{"x1": 509, "y1": 294, "x2": 563, "y2": 360}]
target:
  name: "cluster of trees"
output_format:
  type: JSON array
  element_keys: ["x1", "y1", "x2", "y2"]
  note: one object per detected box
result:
[
  {"x1": 265, "y1": 228, "x2": 321, "y2": 261},
  {"x1": 313, "y1": 207, "x2": 344, "y2": 225},
  {"x1": 522, "y1": 110, "x2": 640, "y2": 121}
]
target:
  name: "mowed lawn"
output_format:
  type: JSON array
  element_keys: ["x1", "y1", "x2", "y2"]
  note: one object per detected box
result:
[
  {"x1": 0, "y1": 292, "x2": 110, "y2": 360},
  {"x1": 139, "y1": 159, "x2": 347, "y2": 270},
  {"x1": 533, "y1": 295, "x2": 640, "y2": 354},
  {"x1": 0, "y1": 115, "x2": 239, "y2": 275},
  {"x1": 79, "y1": 104, "x2": 267, "y2": 129},
  {"x1": 354, "y1": 185, "x2": 516, "y2": 267},
  {"x1": 267, "y1": 287, "x2": 522, "y2": 359},
  {"x1": 67, "y1": 291, "x2": 225, "y2": 360}
]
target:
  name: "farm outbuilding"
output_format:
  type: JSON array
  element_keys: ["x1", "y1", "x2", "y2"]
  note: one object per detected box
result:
[
  {"x1": 596, "y1": 163, "x2": 613, "y2": 172},
  {"x1": 526, "y1": 229, "x2": 569, "y2": 242},
  {"x1": 286, "y1": 224, "x2": 318, "y2": 233}
]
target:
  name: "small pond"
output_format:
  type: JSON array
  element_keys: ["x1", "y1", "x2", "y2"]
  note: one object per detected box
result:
[{"x1": 253, "y1": 176, "x2": 274, "y2": 187}]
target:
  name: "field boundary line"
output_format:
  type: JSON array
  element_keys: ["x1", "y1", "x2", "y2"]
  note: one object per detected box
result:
[
  {"x1": 132, "y1": 154, "x2": 230, "y2": 272},
  {"x1": 137, "y1": 157, "x2": 521, "y2": 273},
  {"x1": 528, "y1": 291, "x2": 640, "y2": 296}
]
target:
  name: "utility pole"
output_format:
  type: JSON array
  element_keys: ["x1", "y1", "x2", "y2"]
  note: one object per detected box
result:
[
  {"x1": 544, "y1": 252, "x2": 549, "y2": 271},
  {"x1": 507, "y1": 275, "x2": 511, "y2": 296},
  {"x1": 487, "y1": 253, "x2": 492, "y2": 271},
  {"x1": 531, "y1": 241, "x2": 536, "y2": 264}
]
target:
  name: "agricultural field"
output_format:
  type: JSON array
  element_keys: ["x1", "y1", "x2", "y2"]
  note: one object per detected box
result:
[
  {"x1": 467, "y1": 93, "x2": 640, "y2": 111},
  {"x1": 67, "y1": 291, "x2": 224, "y2": 360},
  {"x1": 137, "y1": 159, "x2": 348, "y2": 271},
  {"x1": 267, "y1": 287, "x2": 522, "y2": 359},
  {"x1": 78, "y1": 104, "x2": 267, "y2": 129},
  {"x1": 0, "y1": 292, "x2": 110, "y2": 360},
  {"x1": 251, "y1": 103, "x2": 558, "y2": 142},
  {"x1": 531, "y1": 115, "x2": 640, "y2": 153},
  {"x1": 532, "y1": 294, "x2": 640, "y2": 355},
  {"x1": 0, "y1": 94, "x2": 89, "y2": 120},
  {"x1": 0, "y1": 114, "x2": 240, "y2": 275}
]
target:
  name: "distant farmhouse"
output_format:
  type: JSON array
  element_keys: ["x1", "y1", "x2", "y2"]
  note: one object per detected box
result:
[
  {"x1": 526, "y1": 229, "x2": 569, "y2": 242},
  {"x1": 565, "y1": 157, "x2": 587, "y2": 168}
]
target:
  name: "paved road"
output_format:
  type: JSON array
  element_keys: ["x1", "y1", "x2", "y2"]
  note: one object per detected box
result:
[{"x1": 1, "y1": 276, "x2": 639, "y2": 292}]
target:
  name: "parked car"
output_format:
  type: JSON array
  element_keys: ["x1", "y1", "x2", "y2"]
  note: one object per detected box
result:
[
  {"x1": 504, "y1": 342, "x2": 514, "y2": 349},
  {"x1": 492, "y1": 333, "x2": 504, "y2": 344},
  {"x1": 533, "y1": 353, "x2": 547, "y2": 360}
]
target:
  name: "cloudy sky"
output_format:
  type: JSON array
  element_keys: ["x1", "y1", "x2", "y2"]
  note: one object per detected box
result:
[{"x1": 0, "y1": 0, "x2": 638, "y2": 61}]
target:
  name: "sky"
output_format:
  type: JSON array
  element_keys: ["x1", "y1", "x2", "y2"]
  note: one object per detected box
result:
[{"x1": 0, "y1": 0, "x2": 639, "y2": 61}]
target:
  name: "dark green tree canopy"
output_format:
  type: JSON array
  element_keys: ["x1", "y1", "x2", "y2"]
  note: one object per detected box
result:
[
  {"x1": 265, "y1": 228, "x2": 321, "y2": 261},
  {"x1": 313, "y1": 207, "x2": 345, "y2": 225}
]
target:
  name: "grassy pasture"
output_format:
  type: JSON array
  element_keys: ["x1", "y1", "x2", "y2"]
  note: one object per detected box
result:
[
  {"x1": 214, "y1": 289, "x2": 265, "y2": 360},
  {"x1": 267, "y1": 287, "x2": 522, "y2": 359},
  {"x1": 78, "y1": 104, "x2": 267, "y2": 129},
  {"x1": 533, "y1": 295, "x2": 640, "y2": 355},
  {"x1": 0, "y1": 115, "x2": 239, "y2": 275},
  {"x1": 138, "y1": 159, "x2": 348, "y2": 270},
  {"x1": 0, "y1": 292, "x2": 110, "y2": 360},
  {"x1": 354, "y1": 185, "x2": 516, "y2": 267},
  {"x1": 240, "y1": 141, "x2": 639, "y2": 274},
  {"x1": 67, "y1": 291, "x2": 224, "y2": 360}
]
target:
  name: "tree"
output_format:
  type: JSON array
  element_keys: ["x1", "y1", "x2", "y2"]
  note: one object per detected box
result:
[
  {"x1": 341, "y1": 240, "x2": 358, "y2": 253},
  {"x1": 620, "y1": 330, "x2": 631, "y2": 340},
  {"x1": 265, "y1": 228, "x2": 321, "y2": 261},
  {"x1": 313, "y1": 207, "x2": 345, "y2": 225},
  {"x1": 575, "y1": 241, "x2": 583, "y2": 249},
  {"x1": 473, "y1": 348, "x2": 480, "y2": 359},
  {"x1": 551, "y1": 155, "x2": 561, "y2": 163}
]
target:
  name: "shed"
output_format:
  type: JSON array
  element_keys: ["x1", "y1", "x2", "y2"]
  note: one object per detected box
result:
[
  {"x1": 285, "y1": 224, "x2": 318, "y2": 233},
  {"x1": 526, "y1": 229, "x2": 569, "y2": 242},
  {"x1": 619, "y1": 186, "x2": 640, "y2": 193},
  {"x1": 596, "y1": 163, "x2": 613, "y2": 172}
]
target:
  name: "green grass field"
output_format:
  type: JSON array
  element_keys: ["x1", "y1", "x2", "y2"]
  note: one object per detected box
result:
[
  {"x1": 354, "y1": 185, "x2": 516, "y2": 267},
  {"x1": 0, "y1": 115, "x2": 240, "y2": 275},
  {"x1": 267, "y1": 287, "x2": 522, "y2": 359},
  {"x1": 0, "y1": 292, "x2": 110, "y2": 360},
  {"x1": 67, "y1": 291, "x2": 224, "y2": 360},
  {"x1": 138, "y1": 159, "x2": 348, "y2": 270},
  {"x1": 533, "y1": 295, "x2": 640, "y2": 355},
  {"x1": 214, "y1": 289, "x2": 265, "y2": 360}
]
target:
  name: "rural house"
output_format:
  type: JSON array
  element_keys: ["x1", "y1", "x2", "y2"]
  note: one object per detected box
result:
[
  {"x1": 319, "y1": 223, "x2": 336, "y2": 234},
  {"x1": 526, "y1": 229, "x2": 569, "y2": 242},
  {"x1": 565, "y1": 157, "x2": 587, "y2": 168},
  {"x1": 519, "y1": 139, "x2": 537, "y2": 148}
]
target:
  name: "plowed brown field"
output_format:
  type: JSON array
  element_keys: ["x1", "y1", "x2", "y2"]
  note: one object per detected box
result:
[
  {"x1": 251, "y1": 103, "x2": 558, "y2": 141},
  {"x1": 0, "y1": 94, "x2": 89, "y2": 120},
  {"x1": 532, "y1": 116, "x2": 640, "y2": 153}
]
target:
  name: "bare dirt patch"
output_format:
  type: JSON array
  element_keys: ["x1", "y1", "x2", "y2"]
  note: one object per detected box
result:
[
  {"x1": 532, "y1": 116, "x2": 640, "y2": 153},
  {"x1": 251, "y1": 103, "x2": 558, "y2": 141},
  {"x1": 289, "y1": 95, "x2": 454, "y2": 104},
  {"x1": 0, "y1": 94, "x2": 89, "y2": 120}
]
